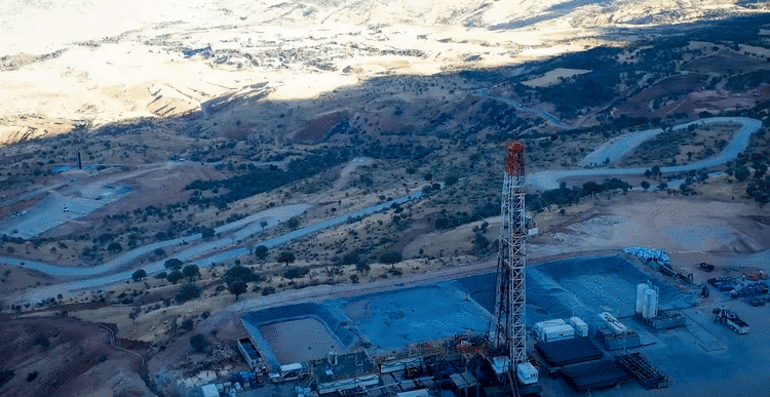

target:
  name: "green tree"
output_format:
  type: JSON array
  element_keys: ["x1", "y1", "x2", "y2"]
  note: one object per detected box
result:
[
  {"x1": 131, "y1": 269, "x2": 147, "y2": 281},
  {"x1": 735, "y1": 166, "x2": 751, "y2": 182},
  {"x1": 190, "y1": 334, "x2": 208, "y2": 352},
  {"x1": 641, "y1": 180, "x2": 650, "y2": 190},
  {"x1": 286, "y1": 216, "x2": 301, "y2": 230},
  {"x1": 228, "y1": 281, "x2": 247, "y2": 300},
  {"x1": 356, "y1": 262, "x2": 371, "y2": 274},
  {"x1": 180, "y1": 319, "x2": 194, "y2": 332},
  {"x1": 278, "y1": 251, "x2": 296, "y2": 265},
  {"x1": 175, "y1": 283, "x2": 201, "y2": 303},
  {"x1": 223, "y1": 265, "x2": 260, "y2": 286},
  {"x1": 284, "y1": 268, "x2": 309, "y2": 279},
  {"x1": 107, "y1": 242, "x2": 123, "y2": 253},
  {"x1": 379, "y1": 251, "x2": 403, "y2": 264},
  {"x1": 261, "y1": 286, "x2": 276, "y2": 296},
  {"x1": 651, "y1": 165, "x2": 661, "y2": 177},
  {"x1": 153, "y1": 247, "x2": 166, "y2": 257},
  {"x1": 444, "y1": 175, "x2": 459, "y2": 186},
  {"x1": 0, "y1": 369, "x2": 15, "y2": 387},
  {"x1": 342, "y1": 254, "x2": 359, "y2": 266},
  {"x1": 167, "y1": 270, "x2": 183, "y2": 284},
  {"x1": 155, "y1": 271, "x2": 168, "y2": 280},
  {"x1": 201, "y1": 228, "x2": 216, "y2": 239},
  {"x1": 164, "y1": 258, "x2": 184, "y2": 271},
  {"x1": 254, "y1": 245, "x2": 268, "y2": 259},
  {"x1": 182, "y1": 264, "x2": 200, "y2": 281}
]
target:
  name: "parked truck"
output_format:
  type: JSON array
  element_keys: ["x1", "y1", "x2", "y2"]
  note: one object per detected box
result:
[{"x1": 713, "y1": 307, "x2": 750, "y2": 334}]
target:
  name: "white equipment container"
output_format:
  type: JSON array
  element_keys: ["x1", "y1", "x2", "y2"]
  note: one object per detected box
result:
[
  {"x1": 636, "y1": 283, "x2": 650, "y2": 314},
  {"x1": 643, "y1": 288, "x2": 658, "y2": 319},
  {"x1": 201, "y1": 384, "x2": 219, "y2": 397},
  {"x1": 599, "y1": 312, "x2": 627, "y2": 334},
  {"x1": 569, "y1": 316, "x2": 589, "y2": 337},
  {"x1": 541, "y1": 324, "x2": 575, "y2": 342},
  {"x1": 491, "y1": 356, "x2": 510, "y2": 376},
  {"x1": 517, "y1": 362, "x2": 539, "y2": 385},
  {"x1": 534, "y1": 319, "x2": 565, "y2": 336}
]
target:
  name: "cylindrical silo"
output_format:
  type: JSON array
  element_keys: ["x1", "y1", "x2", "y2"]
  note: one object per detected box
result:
[
  {"x1": 643, "y1": 288, "x2": 658, "y2": 319},
  {"x1": 636, "y1": 283, "x2": 650, "y2": 314}
]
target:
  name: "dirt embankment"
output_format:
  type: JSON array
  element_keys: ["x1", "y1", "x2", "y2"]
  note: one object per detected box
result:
[{"x1": 0, "y1": 314, "x2": 152, "y2": 397}]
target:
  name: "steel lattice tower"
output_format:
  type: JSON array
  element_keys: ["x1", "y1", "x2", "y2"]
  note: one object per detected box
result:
[{"x1": 490, "y1": 141, "x2": 528, "y2": 370}]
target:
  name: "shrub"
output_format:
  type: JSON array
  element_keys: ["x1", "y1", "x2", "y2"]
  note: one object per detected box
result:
[
  {"x1": 228, "y1": 281, "x2": 247, "y2": 300},
  {"x1": 131, "y1": 269, "x2": 147, "y2": 281},
  {"x1": 379, "y1": 251, "x2": 403, "y2": 264},
  {"x1": 167, "y1": 270, "x2": 183, "y2": 284},
  {"x1": 0, "y1": 369, "x2": 14, "y2": 387},
  {"x1": 254, "y1": 245, "x2": 268, "y2": 259},
  {"x1": 190, "y1": 334, "x2": 208, "y2": 352},
  {"x1": 261, "y1": 286, "x2": 276, "y2": 296},
  {"x1": 180, "y1": 319, "x2": 194, "y2": 332},
  {"x1": 175, "y1": 283, "x2": 201, "y2": 303}
]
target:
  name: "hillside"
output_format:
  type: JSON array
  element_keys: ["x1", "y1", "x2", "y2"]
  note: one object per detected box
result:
[{"x1": 1, "y1": 0, "x2": 767, "y2": 144}]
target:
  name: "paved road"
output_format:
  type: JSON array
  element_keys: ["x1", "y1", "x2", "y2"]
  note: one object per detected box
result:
[
  {"x1": 529, "y1": 117, "x2": 762, "y2": 191},
  {"x1": 478, "y1": 90, "x2": 568, "y2": 128},
  {"x1": 7, "y1": 191, "x2": 424, "y2": 303}
]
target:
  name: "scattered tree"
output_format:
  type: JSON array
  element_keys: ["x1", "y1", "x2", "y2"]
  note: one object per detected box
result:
[
  {"x1": 259, "y1": 220, "x2": 268, "y2": 230},
  {"x1": 379, "y1": 251, "x2": 403, "y2": 264},
  {"x1": 356, "y1": 262, "x2": 371, "y2": 274},
  {"x1": 201, "y1": 228, "x2": 216, "y2": 239},
  {"x1": 228, "y1": 281, "x2": 247, "y2": 300},
  {"x1": 342, "y1": 253, "x2": 359, "y2": 266},
  {"x1": 180, "y1": 319, "x2": 194, "y2": 332},
  {"x1": 278, "y1": 251, "x2": 296, "y2": 265},
  {"x1": 164, "y1": 258, "x2": 184, "y2": 271},
  {"x1": 0, "y1": 369, "x2": 15, "y2": 387},
  {"x1": 182, "y1": 264, "x2": 200, "y2": 281},
  {"x1": 641, "y1": 180, "x2": 650, "y2": 190},
  {"x1": 284, "y1": 268, "x2": 309, "y2": 279},
  {"x1": 190, "y1": 334, "x2": 208, "y2": 352},
  {"x1": 444, "y1": 175, "x2": 459, "y2": 186},
  {"x1": 26, "y1": 371, "x2": 38, "y2": 382},
  {"x1": 155, "y1": 271, "x2": 168, "y2": 280},
  {"x1": 167, "y1": 270, "x2": 183, "y2": 284},
  {"x1": 131, "y1": 269, "x2": 147, "y2": 281},
  {"x1": 175, "y1": 283, "x2": 201, "y2": 303},
  {"x1": 254, "y1": 245, "x2": 268, "y2": 260},
  {"x1": 261, "y1": 286, "x2": 276, "y2": 296},
  {"x1": 651, "y1": 165, "x2": 661, "y2": 177},
  {"x1": 735, "y1": 166, "x2": 751, "y2": 182},
  {"x1": 286, "y1": 216, "x2": 301, "y2": 230},
  {"x1": 107, "y1": 242, "x2": 123, "y2": 253}
]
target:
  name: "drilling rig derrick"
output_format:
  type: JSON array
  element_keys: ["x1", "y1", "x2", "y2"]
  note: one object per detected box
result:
[{"x1": 490, "y1": 141, "x2": 529, "y2": 393}]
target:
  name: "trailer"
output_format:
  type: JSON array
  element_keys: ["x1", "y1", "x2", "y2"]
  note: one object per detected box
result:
[{"x1": 713, "y1": 307, "x2": 750, "y2": 334}]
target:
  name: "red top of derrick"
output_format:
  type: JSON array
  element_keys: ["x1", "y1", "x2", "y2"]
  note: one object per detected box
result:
[{"x1": 505, "y1": 141, "x2": 525, "y2": 175}]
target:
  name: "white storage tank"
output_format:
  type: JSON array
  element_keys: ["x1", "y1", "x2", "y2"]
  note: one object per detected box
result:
[
  {"x1": 542, "y1": 324, "x2": 575, "y2": 342},
  {"x1": 643, "y1": 288, "x2": 658, "y2": 319},
  {"x1": 599, "y1": 312, "x2": 628, "y2": 334},
  {"x1": 569, "y1": 316, "x2": 589, "y2": 337},
  {"x1": 534, "y1": 319, "x2": 565, "y2": 336},
  {"x1": 636, "y1": 283, "x2": 650, "y2": 314},
  {"x1": 516, "y1": 362, "x2": 539, "y2": 385}
]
